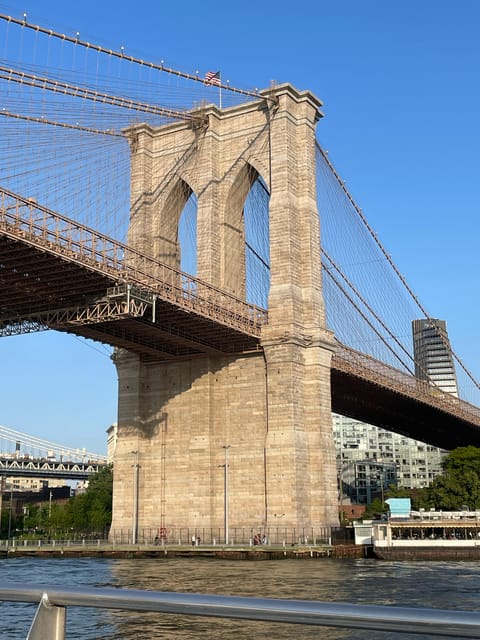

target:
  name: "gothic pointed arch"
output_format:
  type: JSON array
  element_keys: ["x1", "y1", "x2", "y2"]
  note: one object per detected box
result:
[
  {"x1": 222, "y1": 162, "x2": 270, "y2": 305},
  {"x1": 152, "y1": 178, "x2": 196, "y2": 272}
]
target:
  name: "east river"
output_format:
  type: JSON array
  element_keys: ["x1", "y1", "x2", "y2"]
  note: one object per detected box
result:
[{"x1": 1, "y1": 556, "x2": 479, "y2": 639}]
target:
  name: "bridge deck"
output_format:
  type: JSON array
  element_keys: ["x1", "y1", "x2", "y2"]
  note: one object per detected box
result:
[
  {"x1": 0, "y1": 189, "x2": 264, "y2": 357},
  {"x1": 0, "y1": 457, "x2": 104, "y2": 480},
  {"x1": 331, "y1": 346, "x2": 480, "y2": 450},
  {"x1": 2, "y1": 189, "x2": 480, "y2": 449}
]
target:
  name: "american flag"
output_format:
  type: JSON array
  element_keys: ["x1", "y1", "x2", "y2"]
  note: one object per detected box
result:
[{"x1": 204, "y1": 70, "x2": 221, "y2": 86}]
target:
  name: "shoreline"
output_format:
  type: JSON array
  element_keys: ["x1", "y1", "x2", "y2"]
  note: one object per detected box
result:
[
  {"x1": 0, "y1": 543, "x2": 367, "y2": 560},
  {"x1": 373, "y1": 546, "x2": 480, "y2": 561}
]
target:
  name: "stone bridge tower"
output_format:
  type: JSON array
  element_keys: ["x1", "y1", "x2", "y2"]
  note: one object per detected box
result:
[{"x1": 110, "y1": 84, "x2": 339, "y2": 541}]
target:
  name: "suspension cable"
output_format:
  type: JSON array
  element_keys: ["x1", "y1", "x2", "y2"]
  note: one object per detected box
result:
[
  {"x1": 0, "y1": 13, "x2": 261, "y2": 100},
  {"x1": 0, "y1": 424, "x2": 106, "y2": 461},
  {"x1": 0, "y1": 65, "x2": 198, "y2": 121},
  {"x1": 0, "y1": 109, "x2": 123, "y2": 136},
  {"x1": 316, "y1": 141, "x2": 480, "y2": 392},
  {"x1": 322, "y1": 266, "x2": 415, "y2": 375}
]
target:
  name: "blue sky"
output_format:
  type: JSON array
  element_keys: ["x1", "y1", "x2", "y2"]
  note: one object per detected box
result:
[{"x1": 0, "y1": 0, "x2": 479, "y2": 453}]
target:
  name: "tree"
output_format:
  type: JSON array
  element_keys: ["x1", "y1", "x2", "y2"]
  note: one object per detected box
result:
[
  {"x1": 362, "y1": 498, "x2": 386, "y2": 519},
  {"x1": 385, "y1": 484, "x2": 411, "y2": 499},
  {"x1": 68, "y1": 464, "x2": 113, "y2": 532},
  {"x1": 385, "y1": 484, "x2": 430, "y2": 510},
  {"x1": 19, "y1": 465, "x2": 113, "y2": 538},
  {"x1": 423, "y1": 447, "x2": 480, "y2": 510},
  {"x1": 442, "y1": 446, "x2": 480, "y2": 475}
]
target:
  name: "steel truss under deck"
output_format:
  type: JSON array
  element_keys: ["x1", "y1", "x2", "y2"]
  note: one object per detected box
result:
[
  {"x1": 0, "y1": 188, "x2": 265, "y2": 358},
  {"x1": 2, "y1": 187, "x2": 480, "y2": 448},
  {"x1": 0, "y1": 457, "x2": 105, "y2": 480}
]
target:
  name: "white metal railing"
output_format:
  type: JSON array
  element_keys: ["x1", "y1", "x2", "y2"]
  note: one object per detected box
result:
[{"x1": 0, "y1": 584, "x2": 480, "y2": 639}]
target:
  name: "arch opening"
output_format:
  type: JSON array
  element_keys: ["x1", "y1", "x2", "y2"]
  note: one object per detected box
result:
[
  {"x1": 178, "y1": 190, "x2": 198, "y2": 276},
  {"x1": 154, "y1": 178, "x2": 197, "y2": 274},
  {"x1": 244, "y1": 172, "x2": 270, "y2": 309},
  {"x1": 223, "y1": 164, "x2": 270, "y2": 308}
]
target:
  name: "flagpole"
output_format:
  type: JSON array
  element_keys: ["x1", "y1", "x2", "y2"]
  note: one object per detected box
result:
[{"x1": 204, "y1": 71, "x2": 222, "y2": 108}]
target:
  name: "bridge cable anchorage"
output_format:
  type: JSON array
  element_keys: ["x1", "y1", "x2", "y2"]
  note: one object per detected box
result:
[
  {"x1": 0, "y1": 65, "x2": 200, "y2": 123},
  {"x1": 316, "y1": 141, "x2": 480, "y2": 392},
  {"x1": 0, "y1": 13, "x2": 267, "y2": 102}
]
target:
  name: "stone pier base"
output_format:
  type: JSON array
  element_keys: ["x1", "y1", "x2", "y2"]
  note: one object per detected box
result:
[{"x1": 110, "y1": 343, "x2": 338, "y2": 537}]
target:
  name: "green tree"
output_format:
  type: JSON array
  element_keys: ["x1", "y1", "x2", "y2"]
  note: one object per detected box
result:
[
  {"x1": 424, "y1": 446, "x2": 480, "y2": 510},
  {"x1": 67, "y1": 465, "x2": 113, "y2": 532},
  {"x1": 442, "y1": 446, "x2": 480, "y2": 475},
  {"x1": 64, "y1": 493, "x2": 88, "y2": 531},
  {"x1": 385, "y1": 484, "x2": 411, "y2": 499},
  {"x1": 23, "y1": 504, "x2": 41, "y2": 532},
  {"x1": 18, "y1": 465, "x2": 113, "y2": 538},
  {"x1": 385, "y1": 484, "x2": 430, "y2": 510},
  {"x1": 362, "y1": 498, "x2": 386, "y2": 519}
]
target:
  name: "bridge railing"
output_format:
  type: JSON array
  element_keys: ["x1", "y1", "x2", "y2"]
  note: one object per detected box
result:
[
  {"x1": 0, "y1": 187, "x2": 268, "y2": 335},
  {"x1": 109, "y1": 525, "x2": 338, "y2": 547},
  {"x1": 333, "y1": 343, "x2": 480, "y2": 425},
  {"x1": 0, "y1": 525, "x2": 344, "y2": 547},
  {"x1": 1, "y1": 583, "x2": 480, "y2": 639}
]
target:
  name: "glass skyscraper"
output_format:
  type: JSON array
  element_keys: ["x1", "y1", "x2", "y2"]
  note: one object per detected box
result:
[{"x1": 412, "y1": 318, "x2": 458, "y2": 397}]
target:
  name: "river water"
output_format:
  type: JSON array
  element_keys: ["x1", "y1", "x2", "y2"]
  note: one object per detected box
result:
[{"x1": 1, "y1": 556, "x2": 479, "y2": 639}]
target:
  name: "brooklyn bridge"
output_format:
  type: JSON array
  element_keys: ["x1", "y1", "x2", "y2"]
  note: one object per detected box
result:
[{"x1": 0, "y1": 14, "x2": 479, "y2": 536}]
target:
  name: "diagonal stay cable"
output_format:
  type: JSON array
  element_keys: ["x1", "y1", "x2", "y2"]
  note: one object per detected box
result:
[
  {"x1": 0, "y1": 65, "x2": 199, "y2": 121},
  {"x1": 322, "y1": 258, "x2": 416, "y2": 376},
  {"x1": 316, "y1": 141, "x2": 480, "y2": 392},
  {"x1": 322, "y1": 249, "x2": 439, "y2": 385}
]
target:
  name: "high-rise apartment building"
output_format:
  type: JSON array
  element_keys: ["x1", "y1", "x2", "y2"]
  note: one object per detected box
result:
[
  {"x1": 412, "y1": 318, "x2": 458, "y2": 396},
  {"x1": 334, "y1": 318, "x2": 457, "y2": 505},
  {"x1": 333, "y1": 414, "x2": 447, "y2": 503}
]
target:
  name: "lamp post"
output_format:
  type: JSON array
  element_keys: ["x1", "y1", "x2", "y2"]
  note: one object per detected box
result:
[
  {"x1": 0, "y1": 475, "x2": 4, "y2": 529},
  {"x1": 380, "y1": 467, "x2": 385, "y2": 506},
  {"x1": 222, "y1": 445, "x2": 230, "y2": 545},
  {"x1": 338, "y1": 461, "x2": 355, "y2": 523},
  {"x1": 131, "y1": 451, "x2": 140, "y2": 545},
  {"x1": 7, "y1": 484, "x2": 13, "y2": 541}
]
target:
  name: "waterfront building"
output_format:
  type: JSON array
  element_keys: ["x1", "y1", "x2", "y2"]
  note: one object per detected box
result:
[
  {"x1": 412, "y1": 318, "x2": 458, "y2": 396},
  {"x1": 5, "y1": 477, "x2": 66, "y2": 492},
  {"x1": 335, "y1": 318, "x2": 457, "y2": 505},
  {"x1": 106, "y1": 423, "x2": 117, "y2": 465},
  {"x1": 340, "y1": 458, "x2": 397, "y2": 505},
  {"x1": 333, "y1": 414, "x2": 447, "y2": 503}
]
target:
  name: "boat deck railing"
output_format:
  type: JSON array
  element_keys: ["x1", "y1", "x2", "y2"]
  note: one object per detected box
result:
[{"x1": 1, "y1": 584, "x2": 480, "y2": 639}]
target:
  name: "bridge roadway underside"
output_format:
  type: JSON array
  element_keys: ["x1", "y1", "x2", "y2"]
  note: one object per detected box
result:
[
  {"x1": 330, "y1": 369, "x2": 480, "y2": 451},
  {"x1": 0, "y1": 235, "x2": 259, "y2": 357},
  {"x1": 1, "y1": 235, "x2": 479, "y2": 451}
]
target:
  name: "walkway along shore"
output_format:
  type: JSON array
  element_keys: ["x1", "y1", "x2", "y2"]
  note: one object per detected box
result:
[{"x1": 0, "y1": 542, "x2": 368, "y2": 560}]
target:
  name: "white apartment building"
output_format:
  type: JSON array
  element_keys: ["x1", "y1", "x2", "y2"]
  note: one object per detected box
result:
[{"x1": 333, "y1": 413, "x2": 447, "y2": 502}]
